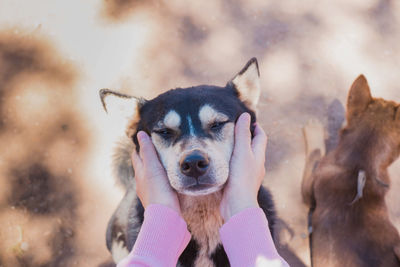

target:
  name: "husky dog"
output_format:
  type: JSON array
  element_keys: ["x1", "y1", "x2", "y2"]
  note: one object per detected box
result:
[
  {"x1": 302, "y1": 75, "x2": 400, "y2": 266},
  {"x1": 99, "y1": 58, "x2": 276, "y2": 266}
]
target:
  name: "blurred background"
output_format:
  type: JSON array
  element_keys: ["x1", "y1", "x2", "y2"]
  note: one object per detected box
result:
[{"x1": 0, "y1": 0, "x2": 399, "y2": 266}]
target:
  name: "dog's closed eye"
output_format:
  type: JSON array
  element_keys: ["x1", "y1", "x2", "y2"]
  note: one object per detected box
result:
[
  {"x1": 153, "y1": 128, "x2": 176, "y2": 139},
  {"x1": 209, "y1": 121, "x2": 229, "y2": 132}
]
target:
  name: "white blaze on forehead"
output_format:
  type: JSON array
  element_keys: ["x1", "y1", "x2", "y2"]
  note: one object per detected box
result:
[
  {"x1": 187, "y1": 115, "x2": 195, "y2": 136},
  {"x1": 199, "y1": 104, "x2": 229, "y2": 128},
  {"x1": 151, "y1": 107, "x2": 235, "y2": 196},
  {"x1": 163, "y1": 110, "x2": 181, "y2": 129}
]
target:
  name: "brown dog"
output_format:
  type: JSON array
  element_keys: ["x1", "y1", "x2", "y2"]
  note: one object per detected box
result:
[{"x1": 302, "y1": 75, "x2": 400, "y2": 266}]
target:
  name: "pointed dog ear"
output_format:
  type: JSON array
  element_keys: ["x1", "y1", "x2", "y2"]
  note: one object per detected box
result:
[
  {"x1": 395, "y1": 105, "x2": 400, "y2": 121},
  {"x1": 230, "y1": 57, "x2": 261, "y2": 110},
  {"x1": 99, "y1": 89, "x2": 144, "y2": 136},
  {"x1": 347, "y1": 75, "x2": 372, "y2": 121}
]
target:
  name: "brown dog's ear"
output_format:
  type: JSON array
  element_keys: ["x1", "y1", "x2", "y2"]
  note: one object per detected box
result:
[
  {"x1": 395, "y1": 106, "x2": 400, "y2": 121},
  {"x1": 230, "y1": 58, "x2": 261, "y2": 110},
  {"x1": 347, "y1": 75, "x2": 372, "y2": 121},
  {"x1": 99, "y1": 89, "x2": 144, "y2": 135}
]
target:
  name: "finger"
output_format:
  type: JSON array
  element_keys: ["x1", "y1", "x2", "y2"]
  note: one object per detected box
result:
[
  {"x1": 131, "y1": 150, "x2": 143, "y2": 171},
  {"x1": 234, "y1": 113, "x2": 252, "y2": 152},
  {"x1": 137, "y1": 131, "x2": 162, "y2": 168},
  {"x1": 251, "y1": 123, "x2": 268, "y2": 160}
]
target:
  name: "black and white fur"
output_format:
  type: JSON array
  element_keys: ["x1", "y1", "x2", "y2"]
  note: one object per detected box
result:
[{"x1": 100, "y1": 58, "x2": 276, "y2": 266}]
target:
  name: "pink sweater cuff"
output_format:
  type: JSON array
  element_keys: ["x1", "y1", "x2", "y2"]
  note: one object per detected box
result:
[
  {"x1": 220, "y1": 207, "x2": 289, "y2": 267},
  {"x1": 118, "y1": 204, "x2": 191, "y2": 267}
]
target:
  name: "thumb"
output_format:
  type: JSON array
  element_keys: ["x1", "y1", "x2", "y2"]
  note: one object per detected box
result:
[
  {"x1": 251, "y1": 123, "x2": 268, "y2": 160},
  {"x1": 137, "y1": 131, "x2": 160, "y2": 167},
  {"x1": 131, "y1": 150, "x2": 143, "y2": 171},
  {"x1": 234, "y1": 113, "x2": 252, "y2": 153}
]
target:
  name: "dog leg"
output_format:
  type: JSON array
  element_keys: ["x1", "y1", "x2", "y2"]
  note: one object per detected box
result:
[
  {"x1": 302, "y1": 120, "x2": 325, "y2": 267},
  {"x1": 106, "y1": 186, "x2": 137, "y2": 263},
  {"x1": 301, "y1": 119, "x2": 325, "y2": 207}
]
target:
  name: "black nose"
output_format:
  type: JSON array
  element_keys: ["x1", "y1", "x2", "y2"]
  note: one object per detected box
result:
[{"x1": 180, "y1": 150, "x2": 209, "y2": 178}]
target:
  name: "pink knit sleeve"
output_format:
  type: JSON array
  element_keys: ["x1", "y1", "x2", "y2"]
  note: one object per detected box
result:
[
  {"x1": 219, "y1": 207, "x2": 289, "y2": 267},
  {"x1": 117, "y1": 204, "x2": 191, "y2": 267}
]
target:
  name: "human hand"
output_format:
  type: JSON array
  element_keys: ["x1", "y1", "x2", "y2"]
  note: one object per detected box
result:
[
  {"x1": 132, "y1": 131, "x2": 181, "y2": 213},
  {"x1": 220, "y1": 113, "x2": 268, "y2": 221}
]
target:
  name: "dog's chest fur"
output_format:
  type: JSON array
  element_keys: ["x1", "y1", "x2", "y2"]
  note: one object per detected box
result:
[{"x1": 179, "y1": 193, "x2": 224, "y2": 267}]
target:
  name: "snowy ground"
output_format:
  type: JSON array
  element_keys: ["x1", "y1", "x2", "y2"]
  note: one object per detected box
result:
[{"x1": 0, "y1": 0, "x2": 399, "y2": 266}]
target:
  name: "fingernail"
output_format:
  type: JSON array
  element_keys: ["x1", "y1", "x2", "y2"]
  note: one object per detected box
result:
[
  {"x1": 137, "y1": 131, "x2": 148, "y2": 143},
  {"x1": 241, "y1": 112, "x2": 250, "y2": 123}
]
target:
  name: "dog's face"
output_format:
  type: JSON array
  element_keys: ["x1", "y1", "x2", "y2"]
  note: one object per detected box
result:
[
  {"x1": 100, "y1": 58, "x2": 260, "y2": 196},
  {"x1": 344, "y1": 75, "x2": 400, "y2": 165}
]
